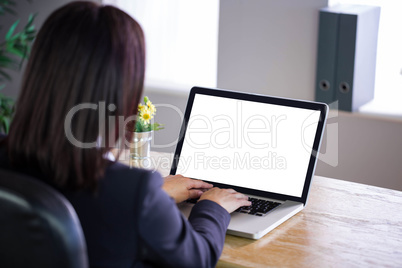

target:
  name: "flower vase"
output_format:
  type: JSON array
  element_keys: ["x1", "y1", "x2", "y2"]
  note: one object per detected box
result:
[
  {"x1": 130, "y1": 131, "x2": 153, "y2": 159},
  {"x1": 129, "y1": 131, "x2": 153, "y2": 168}
]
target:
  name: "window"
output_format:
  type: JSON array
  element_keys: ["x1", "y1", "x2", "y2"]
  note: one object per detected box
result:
[
  {"x1": 103, "y1": 0, "x2": 219, "y2": 91},
  {"x1": 330, "y1": 0, "x2": 402, "y2": 117}
]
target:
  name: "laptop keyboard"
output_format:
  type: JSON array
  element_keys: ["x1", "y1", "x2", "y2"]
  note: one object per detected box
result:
[
  {"x1": 186, "y1": 197, "x2": 281, "y2": 217},
  {"x1": 235, "y1": 197, "x2": 281, "y2": 217}
]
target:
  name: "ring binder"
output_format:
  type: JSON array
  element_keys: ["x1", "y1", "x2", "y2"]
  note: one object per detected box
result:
[{"x1": 315, "y1": 5, "x2": 381, "y2": 111}]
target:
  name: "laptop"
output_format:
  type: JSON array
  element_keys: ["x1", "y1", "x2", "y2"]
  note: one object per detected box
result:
[{"x1": 170, "y1": 87, "x2": 328, "y2": 239}]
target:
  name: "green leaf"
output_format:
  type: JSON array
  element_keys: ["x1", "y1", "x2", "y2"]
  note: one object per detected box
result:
[
  {"x1": 25, "y1": 13, "x2": 36, "y2": 28},
  {"x1": 13, "y1": 43, "x2": 26, "y2": 50},
  {"x1": 0, "y1": 6, "x2": 17, "y2": 16},
  {"x1": 19, "y1": 32, "x2": 27, "y2": 41},
  {"x1": 0, "y1": 54, "x2": 16, "y2": 66},
  {"x1": 0, "y1": 95, "x2": 14, "y2": 113},
  {"x1": 0, "y1": 0, "x2": 17, "y2": 6},
  {"x1": 0, "y1": 117, "x2": 10, "y2": 134},
  {"x1": 7, "y1": 46, "x2": 24, "y2": 58},
  {"x1": 151, "y1": 123, "x2": 164, "y2": 131},
  {"x1": 26, "y1": 25, "x2": 34, "y2": 33},
  {"x1": 0, "y1": 93, "x2": 14, "y2": 134},
  {"x1": 135, "y1": 120, "x2": 143, "y2": 132},
  {"x1": 0, "y1": 58, "x2": 19, "y2": 70},
  {"x1": 5, "y1": 19, "x2": 19, "y2": 40},
  {"x1": 0, "y1": 116, "x2": 10, "y2": 134},
  {"x1": 0, "y1": 116, "x2": 4, "y2": 133},
  {"x1": 6, "y1": 32, "x2": 20, "y2": 42}
]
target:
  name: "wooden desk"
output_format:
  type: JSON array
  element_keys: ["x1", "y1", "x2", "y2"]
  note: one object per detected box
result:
[{"x1": 118, "y1": 151, "x2": 402, "y2": 267}]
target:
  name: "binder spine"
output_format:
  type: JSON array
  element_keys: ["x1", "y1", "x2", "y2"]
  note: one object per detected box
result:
[
  {"x1": 315, "y1": 11, "x2": 339, "y2": 104},
  {"x1": 335, "y1": 14, "x2": 357, "y2": 111}
]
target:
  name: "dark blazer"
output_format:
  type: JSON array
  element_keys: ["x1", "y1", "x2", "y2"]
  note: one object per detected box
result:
[{"x1": 0, "y1": 141, "x2": 230, "y2": 267}]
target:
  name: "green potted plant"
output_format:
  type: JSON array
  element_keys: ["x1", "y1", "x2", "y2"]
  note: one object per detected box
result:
[{"x1": 0, "y1": 0, "x2": 36, "y2": 133}]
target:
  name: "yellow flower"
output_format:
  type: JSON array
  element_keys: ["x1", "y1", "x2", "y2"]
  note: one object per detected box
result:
[
  {"x1": 147, "y1": 100, "x2": 156, "y2": 115},
  {"x1": 139, "y1": 107, "x2": 153, "y2": 124},
  {"x1": 135, "y1": 96, "x2": 163, "y2": 132}
]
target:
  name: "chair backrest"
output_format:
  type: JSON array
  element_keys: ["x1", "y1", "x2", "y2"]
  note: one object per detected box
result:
[{"x1": 0, "y1": 168, "x2": 88, "y2": 268}]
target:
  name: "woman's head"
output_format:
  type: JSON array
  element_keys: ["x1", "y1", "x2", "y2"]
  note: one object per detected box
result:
[{"x1": 7, "y1": 1, "x2": 145, "y2": 189}]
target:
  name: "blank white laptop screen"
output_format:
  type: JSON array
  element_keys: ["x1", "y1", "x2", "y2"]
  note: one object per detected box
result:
[{"x1": 176, "y1": 94, "x2": 320, "y2": 198}]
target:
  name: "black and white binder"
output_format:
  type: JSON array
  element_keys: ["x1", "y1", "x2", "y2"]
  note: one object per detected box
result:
[{"x1": 315, "y1": 5, "x2": 381, "y2": 111}]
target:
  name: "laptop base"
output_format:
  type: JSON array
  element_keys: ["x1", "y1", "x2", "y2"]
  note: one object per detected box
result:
[{"x1": 178, "y1": 199, "x2": 303, "y2": 240}]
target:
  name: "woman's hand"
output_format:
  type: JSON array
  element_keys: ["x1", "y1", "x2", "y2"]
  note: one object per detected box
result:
[
  {"x1": 199, "y1": 188, "x2": 251, "y2": 213},
  {"x1": 162, "y1": 174, "x2": 213, "y2": 203}
]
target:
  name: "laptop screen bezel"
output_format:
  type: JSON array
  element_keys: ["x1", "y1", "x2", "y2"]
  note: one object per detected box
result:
[{"x1": 170, "y1": 87, "x2": 328, "y2": 205}]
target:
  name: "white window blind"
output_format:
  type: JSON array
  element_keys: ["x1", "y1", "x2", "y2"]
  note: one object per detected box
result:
[{"x1": 103, "y1": 0, "x2": 219, "y2": 90}]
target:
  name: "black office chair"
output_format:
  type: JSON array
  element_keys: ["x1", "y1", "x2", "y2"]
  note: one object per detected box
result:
[{"x1": 0, "y1": 168, "x2": 88, "y2": 268}]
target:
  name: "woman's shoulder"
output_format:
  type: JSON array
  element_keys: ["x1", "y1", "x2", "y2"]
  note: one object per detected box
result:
[
  {"x1": 101, "y1": 161, "x2": 164, "y2": 195},
  {"x1": 105, "y1": 161, "x2": 161, "y2": 181}
]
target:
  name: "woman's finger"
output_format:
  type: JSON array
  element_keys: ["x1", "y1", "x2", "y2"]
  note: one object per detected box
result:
[
  {"x1": 188, "y1": 189, "x2": 204, "y2": 200},
  {"x1": 188, "y1": 179, "x2": 213, "y2": 189},
  {"x1": 224, "y1": 188, "x2": 237, "y2": 194}
]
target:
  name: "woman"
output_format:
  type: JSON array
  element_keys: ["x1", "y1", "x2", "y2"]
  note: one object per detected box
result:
[{"x1": 0, "y1": 1, "x2": 250, "y2": 267}]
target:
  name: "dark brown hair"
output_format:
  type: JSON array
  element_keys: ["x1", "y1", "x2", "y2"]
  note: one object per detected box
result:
[{"x1": 7, "y1": 1, "x2": 145, "y2": 189}]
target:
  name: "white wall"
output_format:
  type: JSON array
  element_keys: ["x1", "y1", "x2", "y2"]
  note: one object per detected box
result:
[
  {"x1": 316, "y1": 111, "x2": 402, "y2": 191},
  {"x1": 217, "y1": 0, "x2": 328, "y2": 100}
]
